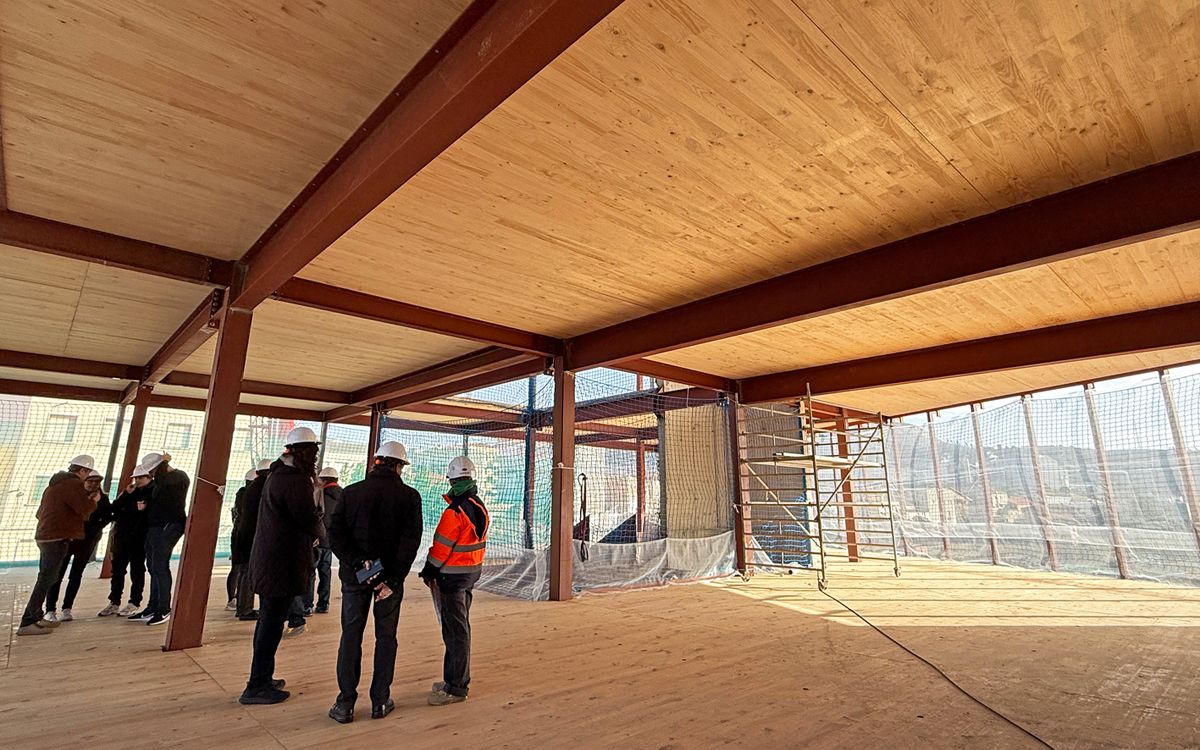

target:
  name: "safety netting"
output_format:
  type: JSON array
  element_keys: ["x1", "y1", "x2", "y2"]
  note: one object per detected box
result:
[{"x1": 887, "y1": 370, "x2": 1200, "y2": 585}]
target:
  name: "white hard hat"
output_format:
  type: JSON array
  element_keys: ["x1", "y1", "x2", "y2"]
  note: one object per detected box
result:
[
  {"x1": 447, "y1": 456, "x2": 475, "y2": 480},
  {"x1": 285, "y1": 426, "x2": 320, "y2": 445},
  {"x1": 245, "y1": 468, "x2": 258, "y2": 482},
  {"x1": 140, "y1": 452, "x2": 165, "y2": 472},
  {"x1": 68, "y1": 454, "x2": 96, "y2": 471},
  {"x1": 374, "y1": 440, "x2": 409, "y2": 464},
  {"x1": 255, "y1": 459, "x2": 272, "y2": 472},
  {"x1": 131, "y1": 462, "x2": 152, "y2": 478},
  {"x1": 86, "y1": 469, "x2": 102, "y2": 479},
  {"x1": 318, "y1": 466, "x2": 339, "y2": 479}
]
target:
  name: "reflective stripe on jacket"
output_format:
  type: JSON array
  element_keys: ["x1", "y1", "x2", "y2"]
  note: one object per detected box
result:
[{"x1": 427, "y1": 491, "x2": 489, "y2": 574}]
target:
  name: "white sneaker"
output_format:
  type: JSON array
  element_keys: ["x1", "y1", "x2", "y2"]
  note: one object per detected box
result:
[
  {"x1": 98, "y1": 603, "x2": 120, "y2": 617},
  {"x1": 117, "y1": 603, "x2": 140, "y2": 617},
  {"x1": 60, "y1": 608, "x2": 74, "y2": 622},
  {"x1": 43, "y1": 610, "x2": 59, "y2": 623},
  {"x1": 225, "y1": 599, "x2": 237, "y2": 611}
]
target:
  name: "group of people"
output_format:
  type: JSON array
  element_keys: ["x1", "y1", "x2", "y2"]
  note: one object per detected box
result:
[
  {"x1": 236, "y1": 427, "x2": 489, "y2": 720},
  {"x1": 17, "y1": 450, "x2": 190, "y2": 635}
]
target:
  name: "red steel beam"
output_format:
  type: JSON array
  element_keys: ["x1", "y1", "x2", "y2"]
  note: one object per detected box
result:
[
  {"x1": 234, "y1": 0, "x2": 626, "y2": 310},
  {"x1": 740, "y1": 301, "x2": 1200, "y2": 404},
  {"x1": 0, "y1": 377, "x2": 121, "y2": 403},
  {"x1": 614, "y1": 358, "x2": 734, "y2": 391},
  {"x1": 392, "y1": 401, "x2": 522, "y2": 423},
  {"x1": 143, "y1": 291, "x2": 225, "y2": 385},
  {"x1": 148, "y1": 394, "x2": 326, "y2": 422},
  {"x1": 0, "y1": 210, "x2": 232, "y2": 286},
  {"x1": 0, "y1": 348, "x2": 140, "y2": 381},
  {"x1": 276, "y1": 278, "x2": 557, "y2": 355},
  {"x1": 160, "y1": 371, "x2": 349, "y2": 405},
  {"x1": 380, "y1": 359, "x2": 545, "y2": 412},
  {"x1": 352, "y1": 347, "x2": 533, "y2": 406},
  {"x1": 567, "y1": 152, "x2": 1200, "y2": 369}
]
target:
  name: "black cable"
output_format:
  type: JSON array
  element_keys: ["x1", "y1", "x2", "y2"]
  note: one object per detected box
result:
[{"x1": 818, "y1": 587, "x2": 1057, "y2": 750}]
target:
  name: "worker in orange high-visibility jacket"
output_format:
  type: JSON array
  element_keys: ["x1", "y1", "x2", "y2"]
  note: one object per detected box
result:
[{"x1": 419, "y1": 455, "x2": 489, "y2": 706}]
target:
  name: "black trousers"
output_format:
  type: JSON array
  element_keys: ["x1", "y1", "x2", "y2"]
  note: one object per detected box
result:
[
  {"x1": 45, "y1": 535, "x2": 101, "y2": 611},
  {"x1": 336, "y1": 582, "x2": 402, "y2": 706},
  {"x1": 145, "y1": 522, "x2": 184, "y2": 615},
  {"x1": 247, "y1": 595, "x2": 291, "y2": 691},
  {"x1": 235, "y1": 561, "x2": 256, "y2": 617},
  {"x1": 109, "y1": 539, "x2": 146, "y2": 606},
  {"x1": 21, "y1": 540, "x2": 70, "y2": 627},
  {"x1": 226, "y1": 563, "x2": 240, "y2": 602},
  {"x1": 434, "y1": 573, "x2": 478, "y2": 697},
  {"x1": 305, "y1": 548, "x2": 333, "y2": 611}
]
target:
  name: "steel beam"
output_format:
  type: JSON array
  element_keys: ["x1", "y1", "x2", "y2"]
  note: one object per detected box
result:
[
  {"x1": 0, "y1": 349, "x2": 139, "y2": 381},
  {"x1": 567, "y1": 152, "x2": 1200, "y2": 369},
  {"x1": 143, "y1": 290, "x2": 225, "y2": 385},
  {"x1": 0, "y1": 377, "x2": 121, "y2": 403},
  {"x1": 378, "y1": 359, "x2": 546, "y2": 413},
  {"x1": 234, "y1": 0, "x2": 626, "y2": 309},
  {"x1": 352, "y1": 348, "x2": 532, "y2": 406},
  {"x1": 613, "y1": 358, "x2": 734, "y2": 392},
  {"x1": 276, "y1": 279, "x2": 557, "y2": 355},
  {"x1": 0, "y1": 210, "x2": 232, "y2": 286},
  {"x1": 165, "y1": 305, "x2": 252, "y2": 651},
  {"x1": 147, "y1": 394, "x2": 326, "y2": 422},
  {"x1": 549, "y1": 355, "x2": 575, "y2": 601},
  {"x1": 160, "y1": 371, "x2": 349, "y2": 405},
  {"x1": 739, "y1": 301, "x2": 1200, "y2": 404}
]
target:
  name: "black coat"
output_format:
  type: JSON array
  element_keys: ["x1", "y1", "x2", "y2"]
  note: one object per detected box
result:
[
  {"x1": 329, "y1": 468, "x2": 423, "y2": 590},
  {"x1": 230, "y1": 474, "x2": 266, "y2": 564},
  {"x1": 82, "y1": 491, "x2": 113, "y2": 540},
  {"x1": 146, "y1": 468, "x2": 189, "y2": 527},
  {"x1": 319, "y1": 483, "x2": 343, "y2": 549},
  {"x1": 110, "y1": 485, "x2": 150, "y2": 556},
  {"x1": 249, "y1": 460, "x2": 322, "y2": 598}
]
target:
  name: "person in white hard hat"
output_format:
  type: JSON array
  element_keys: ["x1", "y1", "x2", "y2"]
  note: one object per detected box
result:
[
  {"x1": 306, "y1": 466, "x2": 342, "y2": 615},
  {"x1": 420, "y1": 455, "x2": 490, "y2": 705},
  {"x1": 241, "y1": 426, "x2": 324, "y2": 706},
  {"x1": 100, "y1": 461, "x2": 153, "y2": 617},
  {"x1": 17, "y1": 455, "x2": 101, "y2": 636},
  {"x1": 327, "y1": 440, "x2": 423, "y2": 723},
  {"x1": 129, "y1": 451, "x2": 190, "y2": 626},
  {"x1": 231, "y1": 458, "x2": 273, "y2": 620},
  {"x1": 226, "y1": 467, "x2": 261, "y2": 611},
  {"x1": 44, "y1": 469, "x2": 113, "y2": 622}
]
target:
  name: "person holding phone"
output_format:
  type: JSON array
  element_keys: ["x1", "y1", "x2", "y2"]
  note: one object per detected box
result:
[{"x1": 327, "y1": 441, "x2": 423, "y2": 724}]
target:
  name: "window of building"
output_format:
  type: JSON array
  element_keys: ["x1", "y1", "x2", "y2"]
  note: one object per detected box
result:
[
  {"x1": 164, "y1": 423, "x2": 193, "y2": 450},
  {"x1": 40, "y1": 414, "x2": 77, "y2": 444},
  {"x1": 29, "y1": 475, "x2": 53, "y2": 505}
]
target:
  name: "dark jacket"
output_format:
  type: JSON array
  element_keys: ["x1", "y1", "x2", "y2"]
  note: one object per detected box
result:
[
  {"x1": 82, "y1": 491, "x2": 113, "y2": 540},
  {"x1": 110, "y1": 485, "x2": 150, "y2": 555},
  {"x1": 319, "y1": 482, "x2": 343, "y2": 549},
  {"x1": 145, "y1": 468, "x2": 189, "y2": 527},
  {"x1": 330, "y1": 468, "x2": 423, "y2": 590},
  {"x1": 230, "y1": 475, "x2": 266, "y2": 564},
  {"x1": 249, "y1": 459, "x2": 322, "y2": 598},
  {"x1": 35, "y1": 471, "x2": 98, "y2": 542}
]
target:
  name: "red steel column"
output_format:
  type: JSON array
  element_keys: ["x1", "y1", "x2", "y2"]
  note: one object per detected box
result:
[
  {"x1": 926, "y1": 414, "x2": 952, "y2": 559},
  {"x1": 1160, "y1": 372, "x2": 1200, "y2": 553},
  {"x1": 164, "y1": 305, "x2": 252, "y2": 651},
  {"x1": 548, "y1": 355, "x2": 575, "y2": 601},
  {"x1": 970, "y1": 404, "x2": 1001, "y2": 565},
  {"x1": 836, "y1": 409, "x2": 860, "y2": 562},
  {"x1": 1083, "y1": 384, "x2": 1131, "y2": 578},
  {"x1": 367, "y1": 404, "x2": 383, "y2": 466},
  {"x1": 1021, "y1": 395, "x2": 1060, "y2": 571},
  {"x1": 101, "y1": 385, "x2": 153, "y2": 579}
]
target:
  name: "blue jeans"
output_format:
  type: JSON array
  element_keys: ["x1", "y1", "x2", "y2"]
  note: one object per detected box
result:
[{"x1": 145, "y1": 522, "x2": 184, "y2": 615}]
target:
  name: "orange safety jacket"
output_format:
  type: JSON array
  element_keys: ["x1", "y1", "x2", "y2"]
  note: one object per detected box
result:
[{"x1": 427, "y1": 491, "x2": 490, "y2": 574}]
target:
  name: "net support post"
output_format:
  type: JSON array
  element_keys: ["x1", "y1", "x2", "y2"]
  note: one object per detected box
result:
[
  {"x1": 1159, "y1": 372, "x2": 1200, "y2": 553},
  {"x1": 885, "y1": 424, "x2": 916, "y2": 557},
  {"x1": 164, "y1": 304, "x2": 252, "y2": 651},
  {"x1": 726, "y1": 395, "x2": 749, "y2": 576},
  {"x1": 926, "y1": 414, "x2": 952, "y2": 560},
  {"x1": 1020, "y1": 395, "x2": 1060, "y2": 571},
  {"x1": 548, "y1": 355, "x2": 575, "y2": 601},
  {"x1": 522, "y1": 376, "x2": 536, "y2": 550},
  {"x1": 969, "y1": 404, "x2": 1001, "y2": 566},
  {"x1": 1083, "y1": 384, "x2": 1132, "y2": 578}
]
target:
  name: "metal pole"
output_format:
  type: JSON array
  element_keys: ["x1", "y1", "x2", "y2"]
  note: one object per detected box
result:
[
  {"x1": 886, "y1": 423, "x2": 916, "y2": 557},
  {"x1": 165, "y1": 304, "x2": 252, "y2": 651},
  {"x1": 1083, "y1": 384, "x2": 1131, "y2": 578},
  {"x1": 970, "y1": 403, "x2": 1001, "y2": 565},
  {"x1": 1020, "y1": 395, "x2": 1059, "y2": 571},
  {"x1": 98, "y1": 403, "x2": 127, "y2": 579},
  {"x1": 522, "y1": 376, "x2": 536, "y2": 550},
  {"x1": 926, "y1": 413, "x2": 952, "y2": 560},
  {"x1": 727, "y1": 395, "x2": 749, "y2": 576},
  {"x1": 367, "y1": 404, "x2": 383, "y2": 467},
  {"x1": 548, "y1": 355, "x2": 576, "y2": 601},
  {"x1": 1160, "y1": 371, "x2": 1200, "y2": 553},
  {"x1": 804, "y1": 388, "x2": 827, "y2": 587},
  {"x1": 835, "y1": 408, "x2": 860, "y2": 562},
  {"x1": 635, "y1": 375, "x2": 646, "y2": 539},
  {"x1": 876, "y1": 415, "x2": 901, "y2": 576}
]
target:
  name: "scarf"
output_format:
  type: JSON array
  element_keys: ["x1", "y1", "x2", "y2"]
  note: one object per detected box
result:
[{"x1": 448, "y1": 477, "x2": 477, "y2": 498}]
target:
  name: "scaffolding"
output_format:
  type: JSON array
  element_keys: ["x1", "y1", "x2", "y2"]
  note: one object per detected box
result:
[{"x1": 735, "y1": 392, "x2": 899, "y2": 587}]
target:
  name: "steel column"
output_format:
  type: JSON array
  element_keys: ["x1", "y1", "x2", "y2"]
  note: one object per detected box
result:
[
  {"x1": 969, "y1": 404, "x2": 1001, "y2": 565},
  {"x1": 98, "y1": 403, "x2": 127, "y2": 579},
  {"x1": 367, "y1": 405, "x2": 384, "y2": 466},
  {"x1": 1160, "y1": 372, "x2": 1200, "y2": 553},
  {"x1": 835, "y1": 409, "x2": 861, "y2": 562},
  {"x1": 727, "y1": 396, "x2": 749, "y2": 575},
  {"x1": 926, "y1": 414, "x2": 952, "y2": 559},
  {"x1": 522, "y1": 376, "x2": 537, "y2": 550},
  {"x1": 164, "y1": 305, "x2": 252, "y2": 651},
  {"x1": 548, "y1": 356, "x2": 575, "y2": 602},
  {"x1": 1020, "y1": 396, "x2": 1060, "y2": 571},
  {"x1": 1083, "y1": 384, "x2": 1132, "y2": 578},
  {"x1": 634, "y1": 374, "x2": 646, "y2": 539}
]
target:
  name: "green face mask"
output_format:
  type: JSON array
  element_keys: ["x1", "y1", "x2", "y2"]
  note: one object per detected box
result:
[{"x1": 448, "y1": 476, "x2": 477, "y2": 497}]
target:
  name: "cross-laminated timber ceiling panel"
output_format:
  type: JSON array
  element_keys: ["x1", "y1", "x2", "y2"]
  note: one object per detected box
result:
[
  {"x1": 0, "y1": 0, "x2": 469, "y2": 258},
  {"x1": 650, "y1": 229, "x2": 1200, "y2": 379},
  {"x1": 301, "y1": 0, "x2": 1198, "y2": 340},
  {"x1": 175, "y1": 300, "x2": 482, "y2": 393}
]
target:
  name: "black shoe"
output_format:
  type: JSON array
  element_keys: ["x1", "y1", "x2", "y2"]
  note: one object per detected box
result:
[
  {"x1": 146, "y1": 612, "x2": 171, "y2": 626},
  {"x1": 315, "y1": 606, "x2": 329, "y2": 614},
  {"x1": 303, "y1": 607, "x2": 313, "y2": 617},
  {"x1": 238, "y1": 610, "x2": 259, "y2": 621},
  {"x1": 271, "y1": 679, "x2": 286, "y2": 690},
  {"x1": 371, "y1": 699, "x2": 394, "y2": 720},
  {"x1": 239, "y1": 686, "x2": 290, "y2": 705},
  {"x1": 328, "y1": 700, "x2": 354, "y2": 724}
]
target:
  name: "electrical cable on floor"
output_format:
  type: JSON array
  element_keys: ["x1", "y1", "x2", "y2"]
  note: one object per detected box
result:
[{"x1": 817, "y1": 587, "x2": 1057, "y2": 750}]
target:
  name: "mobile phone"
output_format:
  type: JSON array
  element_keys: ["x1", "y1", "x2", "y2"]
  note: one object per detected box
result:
[{"x1": 356, "y1": 559, "x2": 383, "y2": 584}]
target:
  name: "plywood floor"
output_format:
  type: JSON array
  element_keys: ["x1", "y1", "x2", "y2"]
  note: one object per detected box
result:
[{"x1": 2, "y1": 559, "x2": 1198, "y2": 749}]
